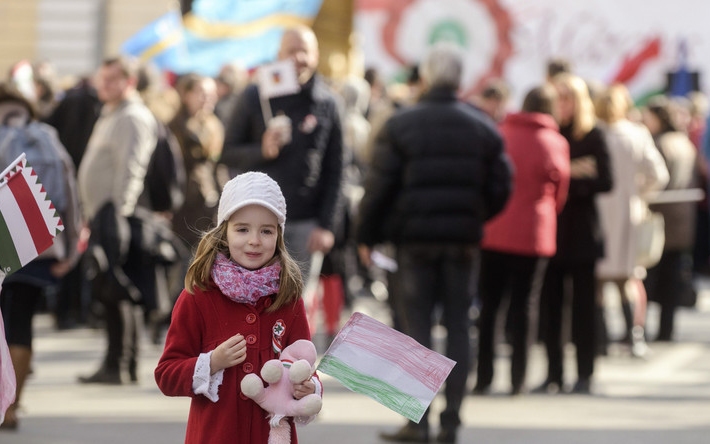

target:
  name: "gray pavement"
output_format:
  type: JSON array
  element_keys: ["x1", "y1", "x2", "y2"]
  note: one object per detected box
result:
[{"x1": 2, "y1": 283, "x2": 710, "y2": 444}]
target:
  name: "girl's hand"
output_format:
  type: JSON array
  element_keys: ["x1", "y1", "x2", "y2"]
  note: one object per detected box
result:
[
  {"x1": 210, "y1": 334, "x2": 246, "y2": 374},
  {"x1": 293, "y1": 377, "x2": 316, "y2": 399}
]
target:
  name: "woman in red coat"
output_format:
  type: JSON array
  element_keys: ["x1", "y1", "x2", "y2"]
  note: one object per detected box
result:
[
  {"x1": 473, "y1": 84, "x2": 570, "y2": 396},
  {"x1": 155, "y1": 172, "x2": 322, "y2": 444}
]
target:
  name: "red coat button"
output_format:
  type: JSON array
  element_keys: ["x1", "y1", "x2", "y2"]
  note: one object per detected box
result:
[
  {"x1": 243, "y1": 362, "x2": 253, "y2": 373},
  {"x1": 246, "y1": 314, "x2": 256, "y2": 324},
  {"x1": 246, "y1": 334, "x2": 257, "y2": 344}
]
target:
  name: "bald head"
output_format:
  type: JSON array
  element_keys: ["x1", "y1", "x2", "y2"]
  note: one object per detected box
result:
[{"x1": 278, "y1": 26, "x2": 319, "y2": 84}]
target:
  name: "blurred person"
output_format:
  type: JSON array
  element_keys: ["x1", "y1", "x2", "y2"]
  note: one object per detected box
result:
[
  {"x1": 0, "y1": 82, "x2": 81, "y2": 430},
  {"x1": 473, "y1": 84, "x2": 570, "y2": 397},
  {"x1": 136, "y1": 62, "x2": 180, "y2": 124},
  {"x1": 214, "y1": 62, "x2": 249, "y2": 127},
  {"x1": 44, "y1": 76, "x2": 102, "y2": 329},
  {"x1": 76, "y1": 56, "x2": 158, "y2": 385},
  {"x1": 468, "y1": 78, "x2": 511, "y2": 123},
  {"x1": 220, "y1": 25, "x2": 344, "y2": 275},
  {"x1": 546, "y1": 57, "x2": 572, "y2": 81},
  {"x1": 170, "y1": 73, "x2": 224, "y2": 250},
  {"x1": 642, "y1": 95, "x2": 699, "y2": 341},
  {"x1": 684, "y1": 92, "x2": 710, "y2": 275},
  {"x1": 535, "y1": 73, "x2": 613, "y2": 395},
  {"x1": 356, "y1": 42, "x2": 512, "y2": 443},
  {"x1": 595, "y1": 84, "x2": 669, "y2": 358},
  {"x1": 32, "y1": 60, "x2": 59, "y2": 119},
  {"x1": 364, "y1": 66, "x2": 388, "y2": 120}
]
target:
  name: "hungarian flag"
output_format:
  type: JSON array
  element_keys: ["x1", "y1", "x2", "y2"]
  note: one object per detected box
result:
[
  {"x1": 317, "y1": 312, "x2": 456, "y2": 423},
  {"x1": 0, "y1": 153, "x2": 64, "y2": 276}
]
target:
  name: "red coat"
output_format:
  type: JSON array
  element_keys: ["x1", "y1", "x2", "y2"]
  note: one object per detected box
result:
[
  {"x1": 155, "y1": 287, "x2": 312, "y2": 444},
  {"x1": 482, "y1": 112, "x2": 570, "y2": 257}
]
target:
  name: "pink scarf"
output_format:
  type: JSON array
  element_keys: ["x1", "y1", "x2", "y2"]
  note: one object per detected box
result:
[{"x1": 211, "y1": 253, "x2": 281, "y2": 304}]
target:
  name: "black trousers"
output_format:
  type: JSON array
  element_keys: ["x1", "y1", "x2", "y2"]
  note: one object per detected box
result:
[
  {"x1": 395, "y1": 243, "x2": 478, "y2": 430},
  {"x1": 644, "y1": 250, "x2": 693, "y2": 340},
  {"x1": 91, "y1": 270, "x2": 141, "y2": 372},
  {"x1": 476, "y1": 250, "x2": 547, "y2": 390},
  {"x1": 540, "y1": 260, "x2": 597, "y2": 383}
]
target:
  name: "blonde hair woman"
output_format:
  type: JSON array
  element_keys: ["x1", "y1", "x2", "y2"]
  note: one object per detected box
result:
[
  {"x1": 535, "y1": 73, "x2": 613, "y2": 395},
  {"x1": 595, "y1": 84, "x2": 669, "y2": 357}
]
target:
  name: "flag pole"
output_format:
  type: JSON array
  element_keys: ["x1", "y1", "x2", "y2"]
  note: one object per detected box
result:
[
  {"x1": 0, "y1": 153, "x2": 26, "y2": 187},
  {"x1": 259, "y1": 88, "x2": 273, "y2": 126}
]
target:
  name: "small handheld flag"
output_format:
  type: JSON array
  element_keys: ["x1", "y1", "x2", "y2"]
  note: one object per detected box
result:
[
  {"x1": 317, "y1": 312, "x2": 456, "y2": 423},
  {"x1": 257, "y1": 59, "x2": 301, "y2": 124},
  {"x1": 0, "y1": 153, "x2": 64, "y2": 276}
]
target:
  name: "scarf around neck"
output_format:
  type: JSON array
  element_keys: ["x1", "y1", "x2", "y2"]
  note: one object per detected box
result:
[{"x1": 211, "y1": 253, "x2": 281, "y2": 304}]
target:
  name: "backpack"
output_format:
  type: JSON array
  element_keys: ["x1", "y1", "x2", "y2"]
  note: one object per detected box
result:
[
  {"x1": 142, "y1": 121, "x2": 186, "y2": 213},
  {"x1": 0, "y1": 122, "x2": 68, "y2": 212}
]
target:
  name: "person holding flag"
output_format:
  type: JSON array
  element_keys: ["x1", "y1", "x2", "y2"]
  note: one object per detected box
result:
[
  {"x1": 220, "y1": 25, "x2": 344, "y2": 278},
  {"x1": 0, "y1": 82, "x2": 81, "y2": 430}
]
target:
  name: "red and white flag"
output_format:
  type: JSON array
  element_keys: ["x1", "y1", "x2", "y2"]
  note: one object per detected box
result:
[
  {"x1": 0, "y1": 153, "x2": 64, "y2": 424},
  {"x1": 0, "y1": 153, "x2": 63, "y2": 276},
  {"x1": 317, "y1": 312, "x2": 456, "y2": 423}
]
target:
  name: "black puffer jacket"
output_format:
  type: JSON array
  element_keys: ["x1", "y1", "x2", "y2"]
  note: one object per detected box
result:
[{"x1": 356, "y1": 87, "x2": 512, "y2": 246}]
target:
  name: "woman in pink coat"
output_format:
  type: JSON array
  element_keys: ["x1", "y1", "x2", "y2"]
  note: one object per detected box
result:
[{"x1": 474, "y1": 84, "x2": 570, "y2": 396}]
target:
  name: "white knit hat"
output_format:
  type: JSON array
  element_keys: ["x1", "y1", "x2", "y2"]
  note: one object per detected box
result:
[{"x1": 217, "y1": 172, "x2": 286, "y2": 230}]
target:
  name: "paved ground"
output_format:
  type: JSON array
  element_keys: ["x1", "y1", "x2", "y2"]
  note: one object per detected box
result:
[{"x1": 2, "y1": 283, "x2": 710, "y2": 444}]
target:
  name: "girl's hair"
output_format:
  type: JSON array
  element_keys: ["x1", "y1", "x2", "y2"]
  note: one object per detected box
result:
[
  {"x1": 595, "y1": 83, "x2": 633, "y2": 124},
  {"x1": 552, "y1": 73, "x2": 597, "y2": 140},
  {"x1": 184, "y1": 222, "x2": 304, "y2": 312}
]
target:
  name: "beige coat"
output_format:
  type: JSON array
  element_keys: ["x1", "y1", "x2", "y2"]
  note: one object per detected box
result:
[{"x1": 596, "y1": 120, "x2": 669, "y2": 279}]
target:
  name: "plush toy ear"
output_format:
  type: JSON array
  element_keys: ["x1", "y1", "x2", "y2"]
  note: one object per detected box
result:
[
  {"x1": 240, "y1": 373, "x2": 263, "y2": 399},
  {"x1": 288, "y1": 360, "x2": 312, "y2": 384},
  {"x1": 261, "y1": 359, "x2": 283, "y2": 384}
]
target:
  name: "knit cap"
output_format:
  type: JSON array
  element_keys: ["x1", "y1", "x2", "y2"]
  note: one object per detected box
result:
[{"x1": 217, "y1": 171, "x2": 286, "y2": 230}]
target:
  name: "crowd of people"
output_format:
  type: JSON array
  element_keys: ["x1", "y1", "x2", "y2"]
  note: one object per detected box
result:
[{"x1": 0, "y1": 24, "x2": 708, "y2": 444}]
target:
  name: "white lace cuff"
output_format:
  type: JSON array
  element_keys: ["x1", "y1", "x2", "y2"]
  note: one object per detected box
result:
[{"x1": 192, "y1": 351, "x2": 223, "y2": 402}]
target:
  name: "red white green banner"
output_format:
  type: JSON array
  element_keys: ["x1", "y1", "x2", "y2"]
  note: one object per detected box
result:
[
  {"x1": 0, "y1": 153, "x2": 64, "y2": 276},
  {"x1": 317, "y1": 312, "x2": 455, "y2": 423},
  {"x1": 356, "y1": 0, "x2": 706, "y2": 105}
]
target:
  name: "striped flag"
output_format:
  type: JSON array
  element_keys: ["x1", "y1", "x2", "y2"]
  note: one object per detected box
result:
[
  {"x1": 317, "y1": 312, "x2": 456, "y2": 423},
  {"x1": 0, "y1": 153, "x2": 64, "y2": 276}
]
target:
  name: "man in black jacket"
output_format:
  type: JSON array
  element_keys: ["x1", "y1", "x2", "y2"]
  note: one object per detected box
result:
[
  {"x1": 220, "y1": 25, "x2": 344, "y2": 270},
  {"x1": 356, "y1": 43, "x2": 512, "y2": 443}
]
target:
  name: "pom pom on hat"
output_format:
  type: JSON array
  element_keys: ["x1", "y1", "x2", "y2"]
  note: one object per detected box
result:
[{"x1": 217, "y1": 172, "x2": 286, "y2": 230}]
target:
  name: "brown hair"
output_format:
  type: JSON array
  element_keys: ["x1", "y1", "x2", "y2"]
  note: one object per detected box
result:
[
  {"x1": 184, "y1": 222, "x2": 304, "y2": 312},
  {"x1": 522, "y1": 84, "x2": 557, "y2": 115},
  {"x1": 102, "y1": 56, "x2": 140, "y2": 80}
]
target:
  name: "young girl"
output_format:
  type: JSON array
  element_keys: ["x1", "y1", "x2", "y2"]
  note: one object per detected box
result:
[{"x1": 155, "y1": 171, "x2": 322, "y2": 444}]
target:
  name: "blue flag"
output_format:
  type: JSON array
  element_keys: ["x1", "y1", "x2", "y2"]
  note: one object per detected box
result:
[
  {"x1": 180, "y1": 0, "x2": 323, "y2": 76},
  {"x1": 120, "y1": 11, "x2": 187, "y2": 72},
  {"x1": 669, "y1": 39, "x2": 693, "y2": 97}
]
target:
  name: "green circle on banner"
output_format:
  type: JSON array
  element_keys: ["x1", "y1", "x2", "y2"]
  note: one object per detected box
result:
[{"x1": 428, "y1": 20, "x2": 468, "y2": 47}]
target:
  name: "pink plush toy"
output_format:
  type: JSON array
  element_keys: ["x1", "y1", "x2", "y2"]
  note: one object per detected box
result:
[{"x1": 240, "y1": 339, "x2": 322, "y2": 444}]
